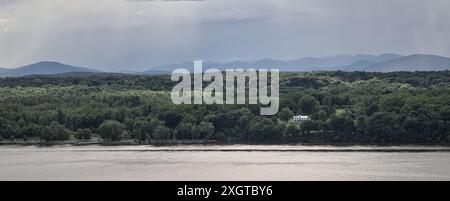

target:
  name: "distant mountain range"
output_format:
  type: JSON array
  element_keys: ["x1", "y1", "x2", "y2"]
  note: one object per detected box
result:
[
  {"x1": 147, "y1": 54, "x2": 405, "y2": 72},
  {"x1": 147, "y1": 54, "x2": 450, "y2": 72},
  {"x1": 1, "y1": 54, "x2": 450, "y2": 77}
]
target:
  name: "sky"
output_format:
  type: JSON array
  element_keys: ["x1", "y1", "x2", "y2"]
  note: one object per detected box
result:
[{"x1": 0, "y1": 0, "x2": 449, "y2": 71}]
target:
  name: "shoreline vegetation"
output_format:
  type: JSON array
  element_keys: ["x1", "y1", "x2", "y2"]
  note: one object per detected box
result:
[
  {"x1": 0, "y1": 139, "x2": 220, "y2": 146},
  {"x1": 1, "y1": 71, "x2": 449, "y2": 146},
  {"x1": 1, "y1": 138, "x2": 450, "y2": 148},
  {"x1": 3, "y1": 140, "x2": 450, "y2": 154}
]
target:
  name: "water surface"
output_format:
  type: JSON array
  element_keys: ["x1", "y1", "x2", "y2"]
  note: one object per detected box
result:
[{"x1": 1, "y1": 145, "x2": 449, "y2": 181}]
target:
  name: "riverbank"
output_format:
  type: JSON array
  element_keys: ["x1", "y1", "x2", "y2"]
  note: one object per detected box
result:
[
  {"x1": 2, "y1": 139, "x2": 450, "y2": 148},
  {"x1": 2, "y1": 142, "x2": 450, "y2": 153},
  {"x1": 0, "y1": 140, "x2": 450, "y2": 148},
  {"x1": 0, "y1": 139, "x2": 220, "y2": 146}
]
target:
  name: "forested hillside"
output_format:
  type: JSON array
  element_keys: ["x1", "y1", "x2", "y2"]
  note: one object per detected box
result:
[{"x1": 0, "y1": 71, "x2": 449, "y2": 144}]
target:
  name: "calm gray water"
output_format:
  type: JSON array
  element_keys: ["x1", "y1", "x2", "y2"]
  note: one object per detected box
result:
[{"x1": 1, "y1": 145, "x2": 450, "y2": 181}]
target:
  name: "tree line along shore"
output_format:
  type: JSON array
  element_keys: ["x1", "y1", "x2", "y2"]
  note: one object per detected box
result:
[{"x1": 0, "y1": 71, "x2": 449, "y2": 145}]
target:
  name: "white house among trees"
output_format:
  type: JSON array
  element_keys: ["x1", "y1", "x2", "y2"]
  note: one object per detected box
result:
[{"x1": 293, "y1": 115, "x2": 309, "y2": 123}]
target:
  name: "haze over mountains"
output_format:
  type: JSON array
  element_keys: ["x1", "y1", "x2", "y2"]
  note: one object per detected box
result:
[
  {"x1": 365, "y1": 54, "x2": 450, "y2": 72},
  {"x1": 146, "y1": 54, "x2": 405, "y2": 73},
  {"x1": 0, "y1": 62, "x2": 101, "y2": 77},
  {"x1": 0, "y1": 68, "x2": 9, "y2": 74},
  {"x1": 1, "y1": 54, "x2": 450, "y2": 77}
]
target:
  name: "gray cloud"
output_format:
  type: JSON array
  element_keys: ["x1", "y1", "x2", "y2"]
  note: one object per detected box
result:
[
  {"x1": 0, "y1": 0, "x2": 24, "y2": 5},
  {"x1": 1, "y1": 0, "x2": 450, "y2": 71},
  {"x1": 125, "y1": 0, "x2": 205, "y2": 2}
]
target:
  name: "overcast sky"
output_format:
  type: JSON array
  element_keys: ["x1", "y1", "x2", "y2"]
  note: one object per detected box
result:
[{"x1": 0, "y1": 0, "x2": 449, "y2": 71}]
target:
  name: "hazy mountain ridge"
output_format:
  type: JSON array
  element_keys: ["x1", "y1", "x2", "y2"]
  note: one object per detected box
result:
[
  {"x1": 343, "y1": 60, "x2": 378, "y2": 71},
  {"x1": 0, "y1": 68, "x2": 9, "y2": 74},
  {"x1": 146, "y1": 54, "x2": 407, "y2": 72},
  {"x1": 0, "y1": 61, "x2": 101, "y2": 77},
  {"x1": 140, "y1": 69, "x2": 171, "y2": 75},
  {"x1": 365, "y1": 54, "x2": 450, "y2": 72},
  {"x1": 2, "y1": 54, "x2": 450, "y2": 77}
]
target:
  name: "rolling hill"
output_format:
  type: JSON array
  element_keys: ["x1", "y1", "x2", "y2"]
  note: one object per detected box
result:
[
  {"x1": 141, "y1": 69, "x2": 171, "y2": 75},
  {"x1": 0, "y1": 61, "x2": 101, "y2": 77},
  {"x1": 343, "y1": 60, "x2": 377, "y2": 71},
  {"x1": 365, "y1": 54, "x2": 450, "y2": 72}
]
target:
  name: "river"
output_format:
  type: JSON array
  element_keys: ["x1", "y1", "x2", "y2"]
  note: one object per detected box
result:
[{"x1": 1, "y1": 145, "x2": 450, "y2": 181}]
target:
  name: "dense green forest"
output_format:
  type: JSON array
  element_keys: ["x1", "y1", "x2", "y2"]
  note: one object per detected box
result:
[{"x1": 0, "y1": 71, "x2": 449, "y2": 144}]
